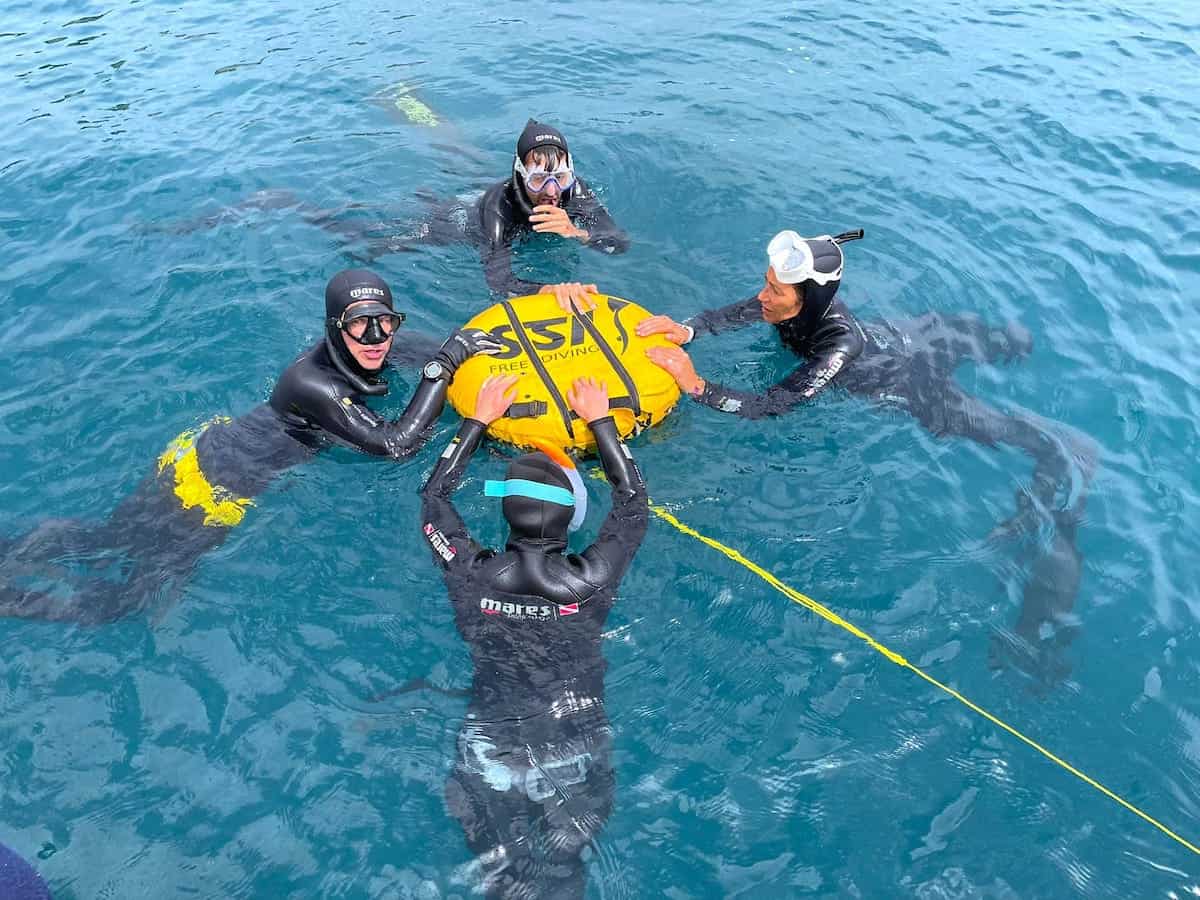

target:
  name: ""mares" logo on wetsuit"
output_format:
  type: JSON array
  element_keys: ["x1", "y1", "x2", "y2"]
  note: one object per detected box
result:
[
  {"x1": 479, "y1": 597, "x2": 581, "y2": 620},
  {"x1": 423, "y1": 522, "x2": 457, "y2": 562}
]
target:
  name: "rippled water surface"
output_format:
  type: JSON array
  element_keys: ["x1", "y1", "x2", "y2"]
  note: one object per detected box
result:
[{"x1": 2, "y1": 0, "x2": 1199, "y2": 897}]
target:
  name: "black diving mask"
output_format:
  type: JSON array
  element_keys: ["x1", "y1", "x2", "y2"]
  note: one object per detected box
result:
[{"x1": 331, "y1": 302, "x2": 406, "y2": 346}]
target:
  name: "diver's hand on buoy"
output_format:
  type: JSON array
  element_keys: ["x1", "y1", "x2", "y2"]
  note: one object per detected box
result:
[
  {"x1": 542, "y1": 282, "x2": 599, "y2": 313},
  {"x1": 636, "y1": 315, "x2": 693, "y2": 345},
  {"x1": 473, "y1": 375, "x2": 521, "y2": 424},
  {"x1": 531, "y1": 204, "x2": 588, "y2": 242},
  {"x1": 567, "y1": 376, "x2": 610, "y2": 423},
  {"x1": 434, "y1": 328, "x2": 505, "y2": 374},
  {"x1": 646, "y1": 345, "x2": 705, "y2": 397}
]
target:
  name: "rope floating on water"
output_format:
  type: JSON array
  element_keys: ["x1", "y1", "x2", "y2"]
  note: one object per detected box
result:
[{"x1": 647, "y1": 501, "x2": 1200, "y2": 857}]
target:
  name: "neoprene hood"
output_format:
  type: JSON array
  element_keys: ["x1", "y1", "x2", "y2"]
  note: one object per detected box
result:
[
  {"x1": 502, "y1": 451, "x2": 575, "y2": 548},
  {"x1": 516, "y1": 119, "x2": 568, "y2": 160},
  {"x1": 324, "y1": 268, "x2": 395, "y2": 396}
]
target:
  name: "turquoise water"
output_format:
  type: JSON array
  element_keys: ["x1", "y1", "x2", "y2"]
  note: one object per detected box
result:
[{"x1": 2, "y1": 0, "x2": 1199, "y2": 896}]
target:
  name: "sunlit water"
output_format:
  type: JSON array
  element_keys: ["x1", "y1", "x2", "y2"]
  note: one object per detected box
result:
[{"x1": 1, "y1": 0, "x2": 1199, "y2": 897}]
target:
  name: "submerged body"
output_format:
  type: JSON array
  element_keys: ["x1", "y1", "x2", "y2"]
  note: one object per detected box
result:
[
  {"x1": 662, "y1": 283, "x2": 1095, "y2": 683},
  {"x1": 298, "y1": 174, "x2": 629, "y2": 298},
  {"x1": 174, "y1": 121, "x2": 630, "y2": 300},
  {"x1": 420, "y1": 410, "x2": 647, "y2": 899},
  {"x1": 467, "y1": 175, "x2": 629, "y2": 297}
]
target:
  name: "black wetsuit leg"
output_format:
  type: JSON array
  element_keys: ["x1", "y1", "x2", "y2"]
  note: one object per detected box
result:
[
  {"x1": 161, "y1": 190, "x2": 367, "y2": 236},
  {"x1": 162, "y1": 188, "x2": 478, "y2": 264},
  {"x1": 899, "y1": 311, "x2": 1033, "y2": 370},
  {"x1": 347, "y1": 194, "x2": 480, "y2": 264},
  {"x1": 0, "y1": 471, "x2": 227, "y2": 625},
  {"x1": 854, "y1": 314, "x2": 1095, "y2": 683},
  {"x1": 445, "y1": 709, "x2": 614, "y2": 900}
]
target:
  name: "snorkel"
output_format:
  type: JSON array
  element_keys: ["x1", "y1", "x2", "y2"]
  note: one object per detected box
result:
[{"x1": 768, "y1": 228, "x2": 865, "y2": 324}]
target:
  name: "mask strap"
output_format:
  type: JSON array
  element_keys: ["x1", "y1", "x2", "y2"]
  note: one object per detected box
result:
[{"x1": 484, "y1": 479, "x2": 576, "y2": 507}]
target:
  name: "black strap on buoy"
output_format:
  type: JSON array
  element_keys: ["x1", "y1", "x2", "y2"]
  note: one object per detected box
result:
[
  {"x1": 571, "y1": 301, "x2": 642, "y2": 417},
  {"x1": 500, "y1": 300, "x2": 575, "y2": 441}
]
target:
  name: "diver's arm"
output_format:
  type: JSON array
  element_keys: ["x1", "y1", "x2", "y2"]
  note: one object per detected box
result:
[
  {"x1": 305, "y1": 375, "x2": 447, "y2": 459},
  {"x1": 684, "y1": 296, "x2": 762, "y2": 339},
  {"x1": 578, "y1": 417, "x2": 649, "y2": 586},
  {"x1": 419, "y1": 418, "x2": 488, "y2": 572},
  {"x1": 692, "y1": 322, "x2": 863, "y2": 419},
  {"x1": 569, "y1": 179, "x2": 630, "y2": 255},
  {"x1": 691, "y1": 355, "x2": 851, "y2": 419},
  {"x1": 478, "y1": 185, "x2": 543, "y2": 297},
  {"x1": 481, "y1": 238, "x2": 544, "y2": 297}
]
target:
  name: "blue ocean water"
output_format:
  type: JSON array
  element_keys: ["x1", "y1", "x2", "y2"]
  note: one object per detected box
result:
[{"x1": 1, "y1": 0, "x2": 1198, "y2": 896}]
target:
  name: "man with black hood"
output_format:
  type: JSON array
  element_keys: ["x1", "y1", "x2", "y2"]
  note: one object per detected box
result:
[
  {"x1": 359, "y1": 118, "x2": 628, "y2": 309},
  {"x1": 0, "y1": 269, "x2": 499, "y2": 625},
  {"x1": 419, "y1": 373, "x2": 648, "y2": 899},
  {"x1": 168, "y1": 121, "x2": 626, "y2": 312},
  {"x1": 638, "y1": 228, "x2": 1097, "y2": 684},
  {"x1": 471, "y1": 119, "x2": 629, "y2": 308}
]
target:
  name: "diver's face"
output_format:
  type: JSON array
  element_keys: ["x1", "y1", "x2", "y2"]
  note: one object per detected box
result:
[
  {"x1": 341, "y1": 300, "x2": 394, "y2": 371},
  {"x1": 757, "y1": 267, "x2": 803, "y2": 324},
  {"x1": 520, "y1": 149, "x2": 566, "y2": 207}
]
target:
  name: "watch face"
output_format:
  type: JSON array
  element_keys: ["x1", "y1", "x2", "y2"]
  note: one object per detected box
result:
[{"x1": 423, "y1": 361, "x2": 444, "y2": 379}]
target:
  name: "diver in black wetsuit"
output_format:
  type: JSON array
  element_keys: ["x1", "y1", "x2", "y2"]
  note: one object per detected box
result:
[
  {"x1": 341, "y1": 119, "x2": 628, "y2": 310},
  {"x1": 172, "y1": 121, "x2": 628, "y2": 311},
  {"x1": 638, "y1": 229, "x2": 1097, "y2": 683},
  {"x1": 419, "y1": 374, "x2": 648, "y2": 900},
  {"x1": 0, "y1": 269, "x2": 501, "y2": 625},
  {"x1": 468, "y1": 119, "x2": 629, "y2": 304}
]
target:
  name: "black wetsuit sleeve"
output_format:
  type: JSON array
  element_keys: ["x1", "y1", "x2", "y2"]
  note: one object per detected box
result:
[
  {"x1": 577, "y1": 417, "x2": 648, "y2": 586},
  {"x1": 570, "y1": 180, "x2": 630, "y2": 255},
  {"x1": 694, "y1": 318, "x2": 863, "y2": 420},
  {"x1": 478, "y1": 185, "x2": 543, "y2": 297},
  {"x1": 684, "y1": 296, "x2": 761, "y2": 338},
  {"x1": 305, "y1": 376, "x2": 448, "y2": 458},
  {"x1": 481, "y1": 238, "x2": 544, "y2": 297},
  {"x1": 419, "y1": 418, "x2": 488, "y2": 573}
]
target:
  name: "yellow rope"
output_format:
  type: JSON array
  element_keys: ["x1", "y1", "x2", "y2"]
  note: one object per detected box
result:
[{"x1": 648, "y1": 501, "x2": 1200, "y2": 856}]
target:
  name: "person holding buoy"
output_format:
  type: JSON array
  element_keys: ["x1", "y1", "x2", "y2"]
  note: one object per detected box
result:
[
  {"x1": 639, "y1": 228, "x2": 1097, "y2": 683},
  {"x1": 420, "y1": 374, "x2": 647, "y2": 899},
  {"x1": 0, "y1": 270, "x2": 501, "y2": 625}
]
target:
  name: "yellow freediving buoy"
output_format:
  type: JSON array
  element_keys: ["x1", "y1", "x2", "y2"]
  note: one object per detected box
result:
[{"x1": 446, "y1": 293, "x2": 681, "y2": 454}]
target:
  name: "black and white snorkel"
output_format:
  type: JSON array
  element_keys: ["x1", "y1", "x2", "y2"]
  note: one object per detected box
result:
[{"x1": 767, "y1": 228, "x2": 864, "y2": 322}]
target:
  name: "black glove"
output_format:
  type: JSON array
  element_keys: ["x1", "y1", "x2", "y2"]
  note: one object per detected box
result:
[{"x1": 432, "y1": 328, "x2": 505, "y2": 374}]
